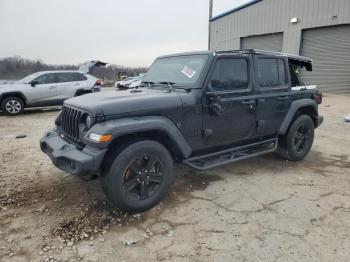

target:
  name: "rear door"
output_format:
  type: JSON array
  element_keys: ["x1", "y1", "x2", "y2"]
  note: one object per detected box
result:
[
  {"x1": 254, "y1": 55, "x2": 291, "y2": 136},
  {"x1": 56, "y1": 72, "x2": 88, "y2": 102},
  {"x1": 202, "y1": 54, "x2": 257, "y2": 146}
]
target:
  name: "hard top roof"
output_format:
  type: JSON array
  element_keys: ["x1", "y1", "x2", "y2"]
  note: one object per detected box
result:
[{"x1": 156, "y1": 49, "x2": 312, "y2": 70}]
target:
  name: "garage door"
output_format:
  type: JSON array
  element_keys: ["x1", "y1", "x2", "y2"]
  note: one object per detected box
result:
[
  {"x1": 300, "y1": 25, "x2": 350, "y2": 91},
  {"x1": 241, "y1": 33, "x2": 283, "y2": 52}
]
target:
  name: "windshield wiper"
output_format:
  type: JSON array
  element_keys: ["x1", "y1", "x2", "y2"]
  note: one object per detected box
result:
[
  {"x1": 140, "y1": 81, "x2": 155, "y2": 88},
  {"x1": 158, "y1": 81, "x2": 175, "y2": 92}
]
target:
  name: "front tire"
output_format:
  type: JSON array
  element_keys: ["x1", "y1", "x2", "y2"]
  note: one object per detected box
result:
[
  {"x1": 278, "y1": 115, "x2": 315, "y2": 161},
  {"x1": 102, "y1": 140, "x2": 174, "y2": 213},
  {"x1": 1, "y1": 97, "x2": 24, "y2": 115}
]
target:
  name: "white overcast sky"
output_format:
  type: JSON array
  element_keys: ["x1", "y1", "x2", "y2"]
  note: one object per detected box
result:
[{"x1": 0, "y1": 0, "x2": 248, "y2": 67}]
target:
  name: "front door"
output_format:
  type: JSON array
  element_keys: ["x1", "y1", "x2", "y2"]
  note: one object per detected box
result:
[
  {"x1": 26, "y1": 73, "x2": 58, "y2": 106},
  {"x1": 202, "y1": 54, "x2": 257, "y2": 147}
]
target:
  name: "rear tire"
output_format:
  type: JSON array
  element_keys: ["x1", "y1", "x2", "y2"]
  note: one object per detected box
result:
[
  {"x1": 101, "y1": 140, "x2": 174, "y2": 213},
  {"x1": 278, "y1": 115, "x2": 314, "y2": 161},
  {"x1": 1, "y1": 96, "x2": 24, "y2": 115}
]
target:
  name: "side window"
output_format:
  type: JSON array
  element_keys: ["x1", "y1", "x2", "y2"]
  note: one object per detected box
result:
[
  {"x1": 35, "y1": 74, "x2": 57, "y2": 85},
  {"x1": 289, "y1": 63, "x2": 301, "y2": 87},
  {"x1": 56, "y1": 73, "x2": 70, "y2": 83},
  {"x1": 72, "y1": 73, "x2": 87, "y2": 81},
  {"x1": 208, "y1": 58, "x2": 249, "y2": 92},
  {"x1": 257, "y1": 58, "x2": 287, "y2": 88},
  {"x1": 57, "y1": 73, "x2": 83, "y2": 83}
]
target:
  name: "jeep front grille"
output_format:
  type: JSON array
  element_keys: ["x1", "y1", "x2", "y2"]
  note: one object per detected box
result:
[{"x1": 61, "y1": 105, "x2": 83, "y2": 142}]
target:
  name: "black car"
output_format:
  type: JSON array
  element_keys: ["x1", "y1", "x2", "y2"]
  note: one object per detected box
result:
[{"x1": 40, "y1": 50, "x2": 323, "y2": 213}]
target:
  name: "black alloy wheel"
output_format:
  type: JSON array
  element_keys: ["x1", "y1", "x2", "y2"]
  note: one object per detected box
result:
[
  {"x1": 279, "y1": 114, "x2": 315, "y2": 161},
  {"x1": 101, "y1": 140, "x2": 174, "y2": 213},
  {"x1": 123, "y1": 155, "x2": 163, "y2": 201},
  {"x1": 292, "y1": 124, "x2": 312, "y2": 154}
]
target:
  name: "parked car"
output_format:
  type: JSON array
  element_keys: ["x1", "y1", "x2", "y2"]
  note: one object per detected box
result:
[
  {"x1": 114, "y1": 77, "x2": 133, "y2": 89},
  {"x1": 115, "y1": 75, "x2": 144, "y2": 90},
  {"x1": 40, "y1": 50, "x2": 323, "y2": 213},
  {"x1": 0, "y1": 61, "x2": 106, "y2": 115},
  {"x1": 126, "y1": 75, "x2": 143, "y2": 89}
]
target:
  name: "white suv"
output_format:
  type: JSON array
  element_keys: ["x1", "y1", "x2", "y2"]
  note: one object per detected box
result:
[{"x1": 0, "y1": 61, "x2": 105, "y2": 115}]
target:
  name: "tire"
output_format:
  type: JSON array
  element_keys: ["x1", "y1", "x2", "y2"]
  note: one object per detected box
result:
[
  {"x1": 1, "y1": 96, "x2": 24, "y2": 115},
  {"x1": 278, "y1": 115, "x2": 314, "y2": 161},
  {"x1": 101, "y1": 140, "x2": 174, "y2": 213}
]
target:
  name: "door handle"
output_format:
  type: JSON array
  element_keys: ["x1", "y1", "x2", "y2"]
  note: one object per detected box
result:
[
  {"x1": 49, "y1": 86, "x2": 56, "y2": 89},
  {"x1": 277, "y1": 96, "x2": 290, "y2": 101}
]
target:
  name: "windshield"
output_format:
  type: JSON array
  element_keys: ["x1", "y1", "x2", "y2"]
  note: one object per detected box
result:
[
  {"x1": 143, "y1": 54, "x2": 208, "y2": 87},
  {"x1": 18, "y1": 72, "x2": 43, "y2": 83}
]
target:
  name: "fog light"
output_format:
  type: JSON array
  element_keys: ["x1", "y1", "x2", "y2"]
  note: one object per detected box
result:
[{"x1": 88, "y1": 133, "x2": 112, "y2": 143}]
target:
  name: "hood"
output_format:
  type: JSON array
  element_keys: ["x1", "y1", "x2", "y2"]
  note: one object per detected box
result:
[
  {"x1": 0, "y1": 82, "x2": 26, "y2": 92},
  {"x1": 65, "y1": 88, "x2": 187, "y2": 117}
]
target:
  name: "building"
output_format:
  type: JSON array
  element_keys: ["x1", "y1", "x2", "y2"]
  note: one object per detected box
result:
[{"x1": 209, "y1": 0, "x2": 350, "y2": 91}]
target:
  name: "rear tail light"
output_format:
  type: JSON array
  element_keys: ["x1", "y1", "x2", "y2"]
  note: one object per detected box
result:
[
  {"x1": 314, "y1": 93, "x2": 322, "y2": 104},
  {"x1": 95, "y1": 79, "x2": 104, "y2": 86}
]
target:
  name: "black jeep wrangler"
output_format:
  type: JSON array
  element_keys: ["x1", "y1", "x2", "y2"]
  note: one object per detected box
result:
[{"x1": 40, "y1": 50, "x2": 323, "y2": 213}]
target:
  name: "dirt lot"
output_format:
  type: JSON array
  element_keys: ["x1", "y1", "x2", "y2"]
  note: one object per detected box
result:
[{"x1": 0, "y1": 94, "x2": 349, "y2": 262}]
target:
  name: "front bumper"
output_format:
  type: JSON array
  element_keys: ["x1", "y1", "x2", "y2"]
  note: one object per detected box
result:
[{"x1": 40, "y1": 130, "x2": 107, "y2": 178}]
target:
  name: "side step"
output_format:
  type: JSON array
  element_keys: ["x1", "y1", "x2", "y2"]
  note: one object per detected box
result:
[{"x1": 183, "y1": 138, "x2": 278, "y2": 171}]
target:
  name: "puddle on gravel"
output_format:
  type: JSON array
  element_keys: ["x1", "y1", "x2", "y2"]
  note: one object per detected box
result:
[
  {"x1": 173, "y1": 168, "x2": 223, "y2": 193},
  {"x1": 308, "y1": 151, "x2": 350, "y2": 173}
]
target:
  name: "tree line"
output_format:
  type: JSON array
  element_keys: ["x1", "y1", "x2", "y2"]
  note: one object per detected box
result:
[{"x1": 0, "y1": 56, "x2": 148, "y2": 81}]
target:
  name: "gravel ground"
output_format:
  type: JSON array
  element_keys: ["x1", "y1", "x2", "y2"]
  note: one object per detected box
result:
[{"x1": 0, "y1": 94, "x2": 349, "y2": 262}]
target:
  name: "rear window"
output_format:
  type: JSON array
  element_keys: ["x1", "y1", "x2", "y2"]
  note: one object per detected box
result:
[{"x1": 257, "y1": 58, "x2": 287, "y2": 88}]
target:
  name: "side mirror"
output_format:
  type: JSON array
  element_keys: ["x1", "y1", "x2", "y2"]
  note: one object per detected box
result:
[{"x1": 31, "y1": 80, "x2": 38, "y2": 87}]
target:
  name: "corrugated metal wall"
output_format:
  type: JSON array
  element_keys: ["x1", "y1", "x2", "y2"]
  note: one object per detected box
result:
[
  {"x1": 300, "y1": 24, "x2": 350, "y2": 91},
  {"x1": 241, "y1": 33, "x2": 283, "y2": 52},
  {"x1": 210, "y1": 0, "x2": 350, "y2": 54}
]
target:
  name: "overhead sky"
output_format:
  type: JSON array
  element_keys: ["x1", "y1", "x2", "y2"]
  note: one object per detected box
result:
[{"x1": 0, "y1": 0, "x2": 248, "y2": 67}]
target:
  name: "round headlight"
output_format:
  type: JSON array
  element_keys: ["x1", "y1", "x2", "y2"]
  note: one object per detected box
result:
[{"x1": 86, "y1": 115, "x2": 92, "y2": 128}]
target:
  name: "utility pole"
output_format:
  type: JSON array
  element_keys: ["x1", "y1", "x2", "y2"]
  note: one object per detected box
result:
[{"x1": 208, "y1": 0, "x2": 213, "y2": 50}]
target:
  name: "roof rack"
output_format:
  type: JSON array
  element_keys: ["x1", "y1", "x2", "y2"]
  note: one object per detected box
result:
[{"x1": 216, "y1": 49, "x2": 312, "y2": 62}]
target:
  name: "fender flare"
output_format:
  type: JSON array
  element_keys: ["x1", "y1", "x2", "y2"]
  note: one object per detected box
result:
[
  {"x1": 86, "y1": 116, "x2": 192, "y2": 158},
  {"x1": 278, "y1": 98, "x2": 317, "y2": 135},
  {"x1": 0, "y1": 92, "x2": 27, "y2": 104}
]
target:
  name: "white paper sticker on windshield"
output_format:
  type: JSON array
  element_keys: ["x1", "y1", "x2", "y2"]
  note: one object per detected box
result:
[{"x1": 181, "y1": 66, "x2": 196, "y2": 79}]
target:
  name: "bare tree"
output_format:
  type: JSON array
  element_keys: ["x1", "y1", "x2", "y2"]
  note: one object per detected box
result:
[{"x1": 0, "y1": 56, "x2": 147, "y2": 81}]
